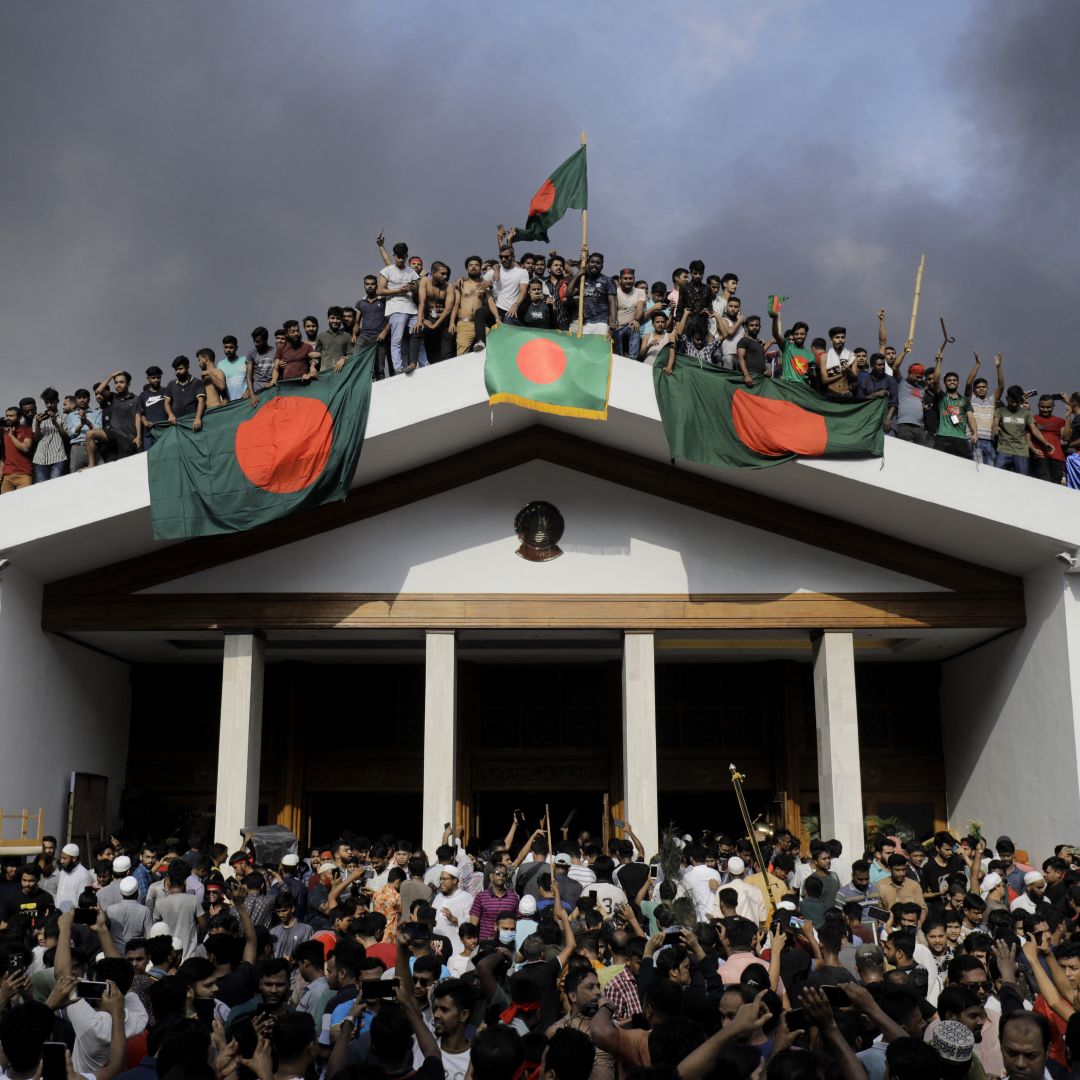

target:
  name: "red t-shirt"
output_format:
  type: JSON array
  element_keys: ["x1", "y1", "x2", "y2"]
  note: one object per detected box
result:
[
  {"x1": 2, "y1": 428, "x2": 32, "y2": 476},
  {"x1": 276, "y1": 341, "x2": 314, "y2": 381},
  {"x1": 1034, "y1": 415, "x2": 1066, "y2": 461}
]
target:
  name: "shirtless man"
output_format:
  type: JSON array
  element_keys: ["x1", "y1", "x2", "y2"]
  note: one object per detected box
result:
[
  {"x1": 417, "y1": 262, "x2": 455, "y2": 364},
  {"x1": 196, "y1": 348, "x2": 227, "y2": 408},
  {"x1": 451, "y1": 256, "x2": 496, "y2": 355}
]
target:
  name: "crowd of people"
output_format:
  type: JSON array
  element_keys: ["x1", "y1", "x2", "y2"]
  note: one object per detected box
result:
[
  {"x1": 3, "y1": 820, "x2": 1080, "y2": 1080},
  {"x1": 4, "y1": 231, "x2": 1079, "y2": 494}
]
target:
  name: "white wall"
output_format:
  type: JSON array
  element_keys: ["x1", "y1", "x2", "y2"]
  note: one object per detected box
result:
[
  {"x1": 942, "y1": 560, "x2": 1080, "y2": 862},
  {"x1": 147, "y1": 461, "x2": 940, "y2": 596},
  {"x1": 0, "y1": 566, "x2": 130, "y2": 844}
]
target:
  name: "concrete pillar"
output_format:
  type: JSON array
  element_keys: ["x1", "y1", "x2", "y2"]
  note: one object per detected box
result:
[
  {"x1": 812, "y1": 631, "x2": 863, "y2": 881},
  {"x1": 423, "y1": 630, "x2": 456, "y2": 853},
  {"x1": 622, "y1": 631, "x2": 659, "y2": 858},
  {"x1": 215, "y1": 632, "x2": 265, "y2": 849}
]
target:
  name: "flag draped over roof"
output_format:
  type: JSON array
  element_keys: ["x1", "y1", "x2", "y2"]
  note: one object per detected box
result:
[
  {"x1": 484, "y1": 324, "x2": 611, "y2": 420},
  {"x1": 514, "y1": 146, "x2": 588, "y2": 243},
  {"x1": 148, "y1": 347, "x2": 375, "y2": 539},
  {"x1": 653, "y1": 351, "x2": 886, "y2": 469}
]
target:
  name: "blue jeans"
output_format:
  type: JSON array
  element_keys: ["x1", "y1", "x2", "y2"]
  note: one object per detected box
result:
[
  {"x1": 388, "y1": 312, "x2": 419, "y2": 373},
  {"x1": 994, "y1": 452, "x2": 1030, "y2": 475},
  {"x1": 973, "y1": 438, "x2": 995, "y2": 465},
  {"x1": 33, "y1": 461, "x2": 68, "y2": 483},
  {"x1": 613, "y1": 324, "x2": 641, "y2": 359}
]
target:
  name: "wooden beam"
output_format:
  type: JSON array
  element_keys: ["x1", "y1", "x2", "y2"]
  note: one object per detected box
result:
[
  {"x1": 42, "y1": 589, "x2": 1025, "y2": 633},
  {"x1": 47, "y1": 426, "x2": 1020, "y2": 599}
]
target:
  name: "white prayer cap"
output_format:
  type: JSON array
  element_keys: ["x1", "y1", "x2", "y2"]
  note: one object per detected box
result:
[
  {"x1": 113, "y1": 856, "x2": 132, "y2": 873},
  {"x1": 119, "y1": 876, "x2": 139, "y2": 896},
  {"x1": 62, "y1": 843, "x2": 80, "y2": 857},
  {"x1": 726, "y1": 856, "x2": 746, "y2": 876}
]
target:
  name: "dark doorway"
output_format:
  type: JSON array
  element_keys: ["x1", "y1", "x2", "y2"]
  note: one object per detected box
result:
[
  {"x1": 657, "y1": 790, "x2": 777, "y2": 844},
  {"x1": 306, "y1": 792, "x2": 421, "y2": 851},
  {"x1": 472, "y1": 791, "x2": 608, "y2": 852}
]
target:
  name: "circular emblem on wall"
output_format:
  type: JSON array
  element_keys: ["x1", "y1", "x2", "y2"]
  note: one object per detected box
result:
[{"x1": 514, "y1": 500, "x2": 564, "y2": 562}]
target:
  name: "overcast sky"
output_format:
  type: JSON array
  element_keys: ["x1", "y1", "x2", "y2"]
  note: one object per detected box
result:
[{"x1": 2, "y1": 0, "x2": 1077, "y2": 397}]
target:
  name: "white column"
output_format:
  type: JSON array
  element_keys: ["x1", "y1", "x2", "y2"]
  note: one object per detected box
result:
[
  {"x1": 423, "y1": 630, "x2": 456, "y2": 853},
  {"x1": 622, "y1": 631, "x2": 659, "y2": 858},
  {"x1": 812, "y1": 631, "x2": 863, "y2": 881},
  {"x1": 215, "y1": 632, "x2": 265, "y2": 849}
]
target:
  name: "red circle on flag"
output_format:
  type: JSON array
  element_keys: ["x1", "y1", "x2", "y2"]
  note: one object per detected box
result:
[
  {"x1": 731, "y1": 390, "x2": 828, "y2": 457},
  {"x1": 528, "y1": 179, "x2": 556, "y2": 217},
  {"x1": 235, "y1": 396, "x2": 333, "y2": 493},
  {"x1": 516, "y1": 338, "x2": 567, "y2": 384}
]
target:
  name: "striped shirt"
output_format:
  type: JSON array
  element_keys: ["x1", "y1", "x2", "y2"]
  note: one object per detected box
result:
[
  {"x1": 470, "y1": 888, "x2": 520, "y2": 940},
  {"x1": 32, "y1": 414, "x2": 67, "y2": 466}
]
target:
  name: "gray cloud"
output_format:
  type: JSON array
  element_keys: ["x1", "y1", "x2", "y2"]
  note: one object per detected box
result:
[{"x1": 0, "y1": 1, "x2": 1076, "y2": 402}]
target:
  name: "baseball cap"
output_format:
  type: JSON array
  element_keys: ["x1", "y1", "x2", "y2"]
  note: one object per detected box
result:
[
  {"x1": 553, "y1": 854, "x2": 572, "y2": 867},
  {"x1": 855, "y1": 944, "x2": 885, "y2": 966}
]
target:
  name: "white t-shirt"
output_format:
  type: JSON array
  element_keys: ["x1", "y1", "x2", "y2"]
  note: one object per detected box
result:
[
  {"x1": 68, "y1": 994, "x2": 149, "y2": 1073},
  {"x1": 616, "y1": 287, "x2": 647, "y2": 327},
  {"x1": 414, "y1": 1041, "x2": 471, "y2": 1080},
  {"x1": 484, "y1": 266, "x2": 530, "y2": 312},
  {"x1": 582, "y1": 882, "x2": 628, "y2": 918},
  {"x1": 380, "y1": 265, "x2": 419, "y2": 316},
  {"x1": 682, "y1": 863, "x2": 720, "y2": 920}
]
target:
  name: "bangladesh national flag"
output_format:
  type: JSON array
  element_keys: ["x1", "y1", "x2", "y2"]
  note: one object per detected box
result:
[
  {"x1": 485, "y1": 324, "x2": 612, "y2": 420},
  {"x1": 148, "y1": 346, "x2": 375, "y2": 539},
  {"x1": 653, "y1": 351, "x2": 886, "y2": 469},
  {"x1": 514, "y1": 145, "x2": 588, "y2": 243}
]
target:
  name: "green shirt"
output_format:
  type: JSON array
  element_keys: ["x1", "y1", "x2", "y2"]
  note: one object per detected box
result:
[
  {"x1": 995, "y1": 405, "x2": 1034, "y2": 457},
  {"x1": 936, "y1": 392, "x2": 970, "y2": 439},
  {"x1": 780, "y1": 342, "x2": 813, "y2": 383}
]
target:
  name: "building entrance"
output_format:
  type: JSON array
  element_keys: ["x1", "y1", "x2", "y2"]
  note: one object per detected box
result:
[{"x1": 470, "y1": 791, "x2": 609, "y2": 853}]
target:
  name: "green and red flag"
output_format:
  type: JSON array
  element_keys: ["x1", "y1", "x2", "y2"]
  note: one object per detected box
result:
[
  {"x1": 147, "y1": 346, "x2": 375, "y2": 539},
  {"x1": 484, "y1": 324, "x2": 612, "y2": 420},
  {"x1": 653, "y1": 351, "x2": 886, "y2": 469},
  {"x1": 767, "y1": 293, "x2": 788, "y2": 317},
  {"x1": 513, "y1": 145, "x2": 588, "y2": 243}
]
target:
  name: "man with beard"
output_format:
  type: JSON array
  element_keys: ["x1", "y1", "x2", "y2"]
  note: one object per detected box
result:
[
  {"x1": 547, "y1": 967, "x2": 615, "y2": 1080},
  {"x1": 450, "y1": 256, "x2": 495, "y2": 355},
  {"x1": 353, "y1": 275, "x2": 391, "y2": 379},
  {"x1": 56, "y1": 843, "x2": 95, "y2": 912},
  {"x1": 433, "y1": 865, "x2": 473, "y2": 955},
  {"x1": 770, "y1": 307, "x2": 815, "y2": 385}
]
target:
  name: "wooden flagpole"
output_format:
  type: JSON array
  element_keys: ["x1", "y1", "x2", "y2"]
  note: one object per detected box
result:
[
  {"x1": 907, "y1": 254, "x2": 925, "y2": 346},
  {"x1": 577, "y1": 130, "x2": 587, "y2": 338}
]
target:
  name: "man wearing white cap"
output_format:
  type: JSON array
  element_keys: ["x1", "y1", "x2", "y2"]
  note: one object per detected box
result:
[
  {"x1": 980, "y1": 872, "x2": 1008, "y2": 914},
  {"x1": 724, "y1": 856, "x2": 767, "y2": 926},
  {"x1": 1010, "y1": 871, "x2": 1050, "y2": 916},
  {"x1": 106, "y1": 876, "x2": 154, "y2": 952},
  {"x1": 96, "y1": 855, "x2": 132, "y2": 911},
  {"x1": 271, "y1": 852, "x2": 307, "y2": 918},
  {"x1": 433, "y1": 864, "x2": 473, "y2": 954},
  {"x1": 56, "y1": 843, "x2": 96, "y2": 912}
]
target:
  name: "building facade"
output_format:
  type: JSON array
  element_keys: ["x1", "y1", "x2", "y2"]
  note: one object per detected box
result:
[{"x1": 2, "y1": 355, "x2": 1079, "y2": 868}]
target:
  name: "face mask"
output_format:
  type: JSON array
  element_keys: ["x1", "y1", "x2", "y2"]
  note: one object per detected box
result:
[{"x1": 498, "y1": 930, "x2": 516, "y2": 945}]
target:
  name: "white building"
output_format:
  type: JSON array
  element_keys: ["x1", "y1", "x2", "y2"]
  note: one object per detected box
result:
[{"x1": 2, "y1": 354, "x2": 1079, "y2": 868}]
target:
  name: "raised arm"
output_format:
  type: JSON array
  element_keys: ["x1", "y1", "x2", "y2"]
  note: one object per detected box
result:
[
  {"x1": 94, "y1": 910, "x2": 121, "y2": 958},
  {"x1": 512, "y1": 828, "x2": 542, "y2": 868},
  {"x1": 770, "y1": 311, "x2": 784, "y2": 352},
  {"x1": 878, "y1": 308, "x2": 888, "y2": 350},
  {"x1": 502, "y1": 814, "x2": 520, "y2": 851},
  {"x1": 623, "y1": 822, "x2": 646, "y2": 861},
  {"x1": 56, "y1": 909, "x2": 74, "y2": 980},
  {"x1": 376, "y1": 231, "x2": 391, "y2": 267},
  {"x1": 965, "y1": 351, "x2": 981, "y2": 397},
  {"x1": 552, "y1": 883, "x2": 577, "y2": 968},
  {"x1": 677, "y1": 993, "x2": 770, "y2": 1080},
  {"x1": 95, "y1": 981, "x2": 128, "y2": 1080},
  {"x1": 233, "y1": 887, "x2": 258, "y2": 964},
  {"x1": 994, "y1": 353, "x2": 1005, "y2": 400}
]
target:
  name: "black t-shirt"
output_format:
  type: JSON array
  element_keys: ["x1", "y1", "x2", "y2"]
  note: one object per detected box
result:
[
  {"x1": 137, "y1": 388, "x2": 169, "y2": 425},
  {"x1": 519, "y1": 301, "x2": 555, "y2": 329},
  {"x1": 165, "y1": 376, "x2": 205, "y2": 417},
  {"x1": 216, "y1": 961, "x2": 258, "y2": 1007},
  {"x1": 107, "y1": 392, "x2": 138, "y2": 439},
  {"x1": 2, "y1": 887, "x2": 54, "y2": 923},
  {"x1": 736, "y1": 336, "x2": 768, "y2": 375},
  {"x1": 614, "y1": 862, "x2": 649, "y2": 902}
]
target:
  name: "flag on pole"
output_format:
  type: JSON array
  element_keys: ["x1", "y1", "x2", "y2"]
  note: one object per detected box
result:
[
  {"x1": 147, "y1": 347, "x2": 375, "y2": 538},
  {"x1": 513, "y1": 146, "x2": 588, "y2": 243},
  {"x1": 484, "y1": 324, "x2": 611, "y2": 420},
  {"x1": 653, "y1": 352, "x2": 886, "y2": 469}
]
